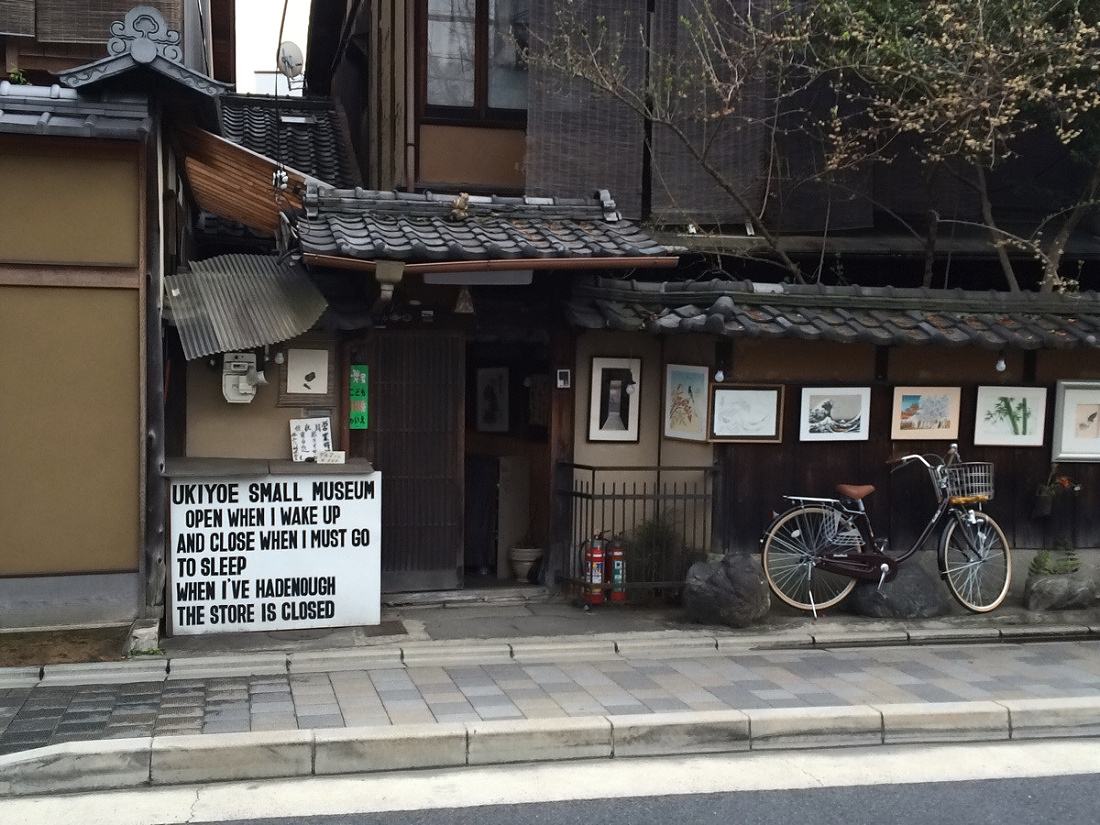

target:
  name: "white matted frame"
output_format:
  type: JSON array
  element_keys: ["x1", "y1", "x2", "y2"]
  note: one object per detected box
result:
[
  {"x1": 709, "y1": 384, "x2": 784, "y2": 443},
  {"x1": 974, "y1": 386, "x2": 1048, "y2": 447},
  {"x1": 799, "y1": 386, "x2": 871, "y2": 442},
  {"x1": 664, "y1": 364, "x2": 709, "y2": 442},
  {"x1": 1052, "y1": 380, "x2": 1100, "y2": 461},
  {"x1": 589, "y1": 357, "x2": 642, "y2": 442},
  {"x1": 891, "y1": 386, "x2": 962, "y2": 440}
]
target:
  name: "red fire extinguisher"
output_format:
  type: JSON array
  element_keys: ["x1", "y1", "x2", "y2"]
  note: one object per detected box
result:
[
  {"x1": 584, "y1": 534, "x2": 606, "y2": 606},
  {"x1": 608, "y1": 535, "x2": 626, "y2": 603}
]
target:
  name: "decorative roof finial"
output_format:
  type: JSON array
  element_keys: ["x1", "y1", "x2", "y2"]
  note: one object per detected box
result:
[{"x1": 108, "y1": 6, "x2": 182, "y2": 64}]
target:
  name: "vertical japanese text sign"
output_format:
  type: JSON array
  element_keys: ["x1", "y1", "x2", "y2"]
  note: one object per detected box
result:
[{"x1": 349, "y1": 364, "x2": 369, "y2": 430}]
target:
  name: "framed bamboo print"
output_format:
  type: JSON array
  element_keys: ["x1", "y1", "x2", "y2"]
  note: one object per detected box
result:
[
  {"x1": 891, "y1": 386, "x2": 962, "y2": 440},
  {"x1": 709, "y1": 385, "x2": 784, "y2": 443},
  {"x1": 974, "y1": 386, "x2": 1047, "y2": 447},
  {"x1": 589, "y1": 357, "x2": 641, "y2": 442},
  {"x1": 1052, "y1": 380, "x2": 1100, "y2": 461},
  {"x1": 664, "y1": 364, "x2": 709, "y2": 442},
  {"x1": 800, "y1": 387, "x2": 871, "y2": 442}
]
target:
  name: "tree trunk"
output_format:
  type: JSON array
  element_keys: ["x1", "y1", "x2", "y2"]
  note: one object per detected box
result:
[
  {"x1": 975, "y1": 165, "x2": 1021, "y2": 293},
  {"x1": 1040, "y1": 160, "x2": 1100, "y2": 293}
]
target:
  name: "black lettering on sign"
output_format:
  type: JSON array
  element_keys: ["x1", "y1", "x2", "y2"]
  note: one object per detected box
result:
[
  {"x1": 209, "y1": 603, "x2": 255, "y2": 624},
  {"x1": 255, "y1": 576, "x2": 336, "y2": 598},
  {"x1": 176, "y1": 605, "x2": 206, "y2": 626},
  {"x1": 281, "y1": 600, "x2": 336, "y2": 621},
  {"x1": 312, "y1": 480, "x2": 375, "y2": 500},
  {"x1": 210, "y1": 532, "x2": 255, "y2": 552},
  {"x1": 185, "y1": 508, "x2": 223, "y2": 529},
  {"x1": 260, "y1": 530, "x2": 299, "y2": 550},
  {"x1": 249, "y1": 482, "x2": 303, "y2": 503},
  {"x1": 309, "y1": 528, "x2": 347, "y2": 548},
  {"x1": 279, "y1": 506, "x2": 317, "y2": 525},
  {"x1": 175, "y1": 581, "x2": 214, "y2": 601},
  {"x1": 262, "y1": 603, "x2": 277, "y2": 621},
  {"x1": 172, "y1": 483, "x2": 239, "y2": 505},
  {"x1": 200, "y1": 556, "x2": 247, "y2": 576},
  {"x1": 176, "y1": 533, "x2": 205, "y2": 553},
  {"x1": 227, "y1": 507, "x2": 265, "y2": 527}
]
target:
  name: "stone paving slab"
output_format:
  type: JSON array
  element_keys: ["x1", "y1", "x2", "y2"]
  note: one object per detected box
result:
[{"x1": 1, "y1": 639, "x2": 1099, "y2": 756}]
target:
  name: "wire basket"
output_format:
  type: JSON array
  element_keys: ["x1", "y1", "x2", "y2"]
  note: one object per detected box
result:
[
  {"x1": 823, "y1": 509, "x2": 863, "y2": 548},
  {"x1": 945, "y1": 462, "x2": 995, "y2": 500}
]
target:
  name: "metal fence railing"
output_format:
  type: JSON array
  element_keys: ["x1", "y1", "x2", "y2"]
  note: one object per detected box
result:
[{"x1": 554, "y1": 463, "x2": 718, "y2": 594}]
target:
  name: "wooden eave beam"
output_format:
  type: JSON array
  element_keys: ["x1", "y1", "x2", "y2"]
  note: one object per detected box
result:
[{"x1": 301, "y1": 253, "x2": 682, "y2": 273}]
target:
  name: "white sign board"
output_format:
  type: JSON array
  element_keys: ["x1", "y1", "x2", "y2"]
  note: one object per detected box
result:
[{"x1": 168, "y1": 472, "x2": 381, "y2": 635}]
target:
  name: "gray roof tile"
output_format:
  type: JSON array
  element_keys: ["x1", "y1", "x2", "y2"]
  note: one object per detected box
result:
[
  {"x1": 567, "y1": 278, "x2": 1100, "y2": 350},
  {"x1": 299, "y1": 186, "x2": 674, "y2": 263},
  {"x1": 0, "y1": 82, "x2": 150, "y2": 139}
]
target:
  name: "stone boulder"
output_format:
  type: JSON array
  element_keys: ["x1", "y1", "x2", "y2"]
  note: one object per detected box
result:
[
  {"x1": 683, "y1": 553, "x2": 771, "y2": 627},
  {"x1": 846, "y1": 559, "x2": 950, "y2": 619},
  {"x1": 1025, "y1": 574, "x2": 1097, "y2": 611}
]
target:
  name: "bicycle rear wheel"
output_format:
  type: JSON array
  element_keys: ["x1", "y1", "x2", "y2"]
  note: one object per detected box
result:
[
  {"x1": 940, "y1": 511, "x2": 1012, "y2": 613},
  {"x1": 762, "y1": 506, "x2": 859, "y2": 612}
]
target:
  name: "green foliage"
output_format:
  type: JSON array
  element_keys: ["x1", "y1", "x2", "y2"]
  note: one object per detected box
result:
[
  {"x1": 1029, "y1": 539, "x2": 1081, "y2": 576},
  {"x1": 7, "y1": 70, "x2": 28, "y2": 85},
  {"x1": 630, "y1": 514, "x2": 682, "y2": 575}
]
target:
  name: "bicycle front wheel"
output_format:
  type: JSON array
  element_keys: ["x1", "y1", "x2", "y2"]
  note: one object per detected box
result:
[
  {"x1": 940, "y1": 511, "x2": 1012, "y2": 613},
  {"x1": 762, "y1": 506, "x2": 858, "y2": 612}
]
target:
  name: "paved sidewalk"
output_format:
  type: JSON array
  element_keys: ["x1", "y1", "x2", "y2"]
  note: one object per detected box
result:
[{"x1": 2, "y1": 639, "x2": 1098, "y2": 757}]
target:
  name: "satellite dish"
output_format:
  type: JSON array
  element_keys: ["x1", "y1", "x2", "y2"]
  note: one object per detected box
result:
[{"x1": 277, "y1": 41, "x2": 304, "y2": 79}]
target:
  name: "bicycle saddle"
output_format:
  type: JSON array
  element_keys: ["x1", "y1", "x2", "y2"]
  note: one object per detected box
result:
[{"x1": 836, "y1": 484, "x2": 875, "y2": 500}]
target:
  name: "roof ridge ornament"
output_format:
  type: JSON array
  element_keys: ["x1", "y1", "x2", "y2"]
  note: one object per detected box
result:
[{"x1": 108, "y1": 6, "x2": 182, "y2": 64}]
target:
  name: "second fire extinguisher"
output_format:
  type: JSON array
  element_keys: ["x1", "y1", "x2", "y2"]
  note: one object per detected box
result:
[
  {"x1": 607, "y1": 535, "x2": 626, "y2": 602},
  {"x1": 584, "y1": 534, "x2": 606, "y2": 606}
]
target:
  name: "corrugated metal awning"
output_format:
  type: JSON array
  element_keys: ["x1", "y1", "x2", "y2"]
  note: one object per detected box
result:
[{"x1": 166, "y1": 254, "x2": 328, "y2": 360}]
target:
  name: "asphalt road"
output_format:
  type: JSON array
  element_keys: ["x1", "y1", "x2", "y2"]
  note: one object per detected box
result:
[{"x1": 199, "y1": 775, "x2": 1095, "y2": 825}]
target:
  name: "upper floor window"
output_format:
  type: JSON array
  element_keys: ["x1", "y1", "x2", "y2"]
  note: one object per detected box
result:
[{"x1": 423, "y1": 0, "x2": 529, "y2": 124}]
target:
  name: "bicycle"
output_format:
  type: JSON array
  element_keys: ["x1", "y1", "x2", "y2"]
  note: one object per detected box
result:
[{"x1": 760, "y1": 444, "x2": 1012, "y2": 616}]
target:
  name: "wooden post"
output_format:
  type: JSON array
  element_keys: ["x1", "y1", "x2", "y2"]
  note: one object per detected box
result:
[{"x1": 546, "y1": 329, "x2": 576, "y2": 588}]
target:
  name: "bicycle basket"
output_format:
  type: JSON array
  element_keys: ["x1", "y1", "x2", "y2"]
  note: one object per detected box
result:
[
  {"x1": 822, "y1": 509, "x2": 863, "y2": 548},
  {"x1": 945, "y1": 462, "x2": 995, "y2": 500}
]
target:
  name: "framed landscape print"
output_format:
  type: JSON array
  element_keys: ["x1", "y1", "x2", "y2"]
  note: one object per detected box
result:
[
  {"x1": 1052, "y1": 380, "x2": 1100, "y2": 461},
  {"x1": 974, "y1": 386, "x2": 1048, "y2": 447},
  {"x1": 709, "y1": 385, "x2": 784, "y2": 443},
  {"x1": 891, "y1": 386, "x2": 962, "y2": 440},
  {"x1": 799, "y1": 387, "x2": 871, "y2": 442},
  {"x1": 476, "y1": 367, "x2": 509, "y2": 433},
  {"x1": 664, "y1": 364, "x2": 709, "y2": 442},
  {"x1": 589, "y1": 357, "x2": 642, "y2": 442}
]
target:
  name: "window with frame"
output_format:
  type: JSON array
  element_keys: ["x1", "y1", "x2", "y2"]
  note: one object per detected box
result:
[{"x1": 422, "y1": 0, "x2": 530, "y2": 124}]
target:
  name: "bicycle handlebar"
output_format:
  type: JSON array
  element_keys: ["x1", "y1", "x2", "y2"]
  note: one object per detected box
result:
[{"x1": 887, "y1": 443, "x2": 959, "y2": 472}]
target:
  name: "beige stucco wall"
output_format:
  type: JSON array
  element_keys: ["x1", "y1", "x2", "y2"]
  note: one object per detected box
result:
[
  {"x1": 418, "y1": 125, "x2": 526, "y2": 190},
  {"x1": 0, "y1": 286, "x2": 140, "y2": 575},
  {"x1": 0, "y1": 138, "x2": 140, "y2": 267},
  {"x1": 185, "y1": 335, "x2": 338, "y2": 459}
]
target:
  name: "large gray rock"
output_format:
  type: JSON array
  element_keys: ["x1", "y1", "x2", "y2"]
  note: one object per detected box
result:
[
  {"x1": 1025, "y1": 575, "x2": 1097, "y2": 611},
  {"x1": 683, "y1": 554, "x2": 771, "y2": 628},
  {"x1": 847, "y1": 559, "x2": 950, "y2": 619}
]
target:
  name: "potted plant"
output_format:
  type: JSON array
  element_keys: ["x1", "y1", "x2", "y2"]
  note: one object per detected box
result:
[
  {"x1": 1033, "y1": 464, "x2": 1081, "y2": 518},
  {"x1": 508, "y1": 537, "x2": 543, "y2": 582},
  {"x1": 1025, "y1": 538, "x2": 1095, "y2": 611}
]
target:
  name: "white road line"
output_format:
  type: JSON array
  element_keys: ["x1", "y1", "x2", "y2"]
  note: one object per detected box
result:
[{"x1": 4, "y1": 739, "x2": 1100, "y2": 825}]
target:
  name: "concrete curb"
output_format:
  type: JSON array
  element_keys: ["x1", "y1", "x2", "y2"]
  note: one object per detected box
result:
[
  {"x1": 2, "y1": 696, "x2": 1099, "y2": 798},
  {"x1": 0, "y1": 623, "x2": 1096, "y2": 688}
]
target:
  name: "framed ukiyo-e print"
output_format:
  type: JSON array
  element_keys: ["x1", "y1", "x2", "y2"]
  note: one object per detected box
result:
[
  {"x1": 709, "y1": 385, "x2": 784, "y2": 443},
  {"x1": 890, "y1": 386, "x2": 962, "y2": 440},
  {"x1": 1052, "y1": 380, "x2": 1100, "y2": 461},
  {"x1": 664, "y1": 364, "x2": 709, "y2": 442},
  {"x1": 589, "y1": 357, "x2": 641, "y2": 442},
  {"x1": 973, "y1": 386, "x2": 1048, "y2": 447},
  {"x1": 799, "y1": 387, "x2": 871, "y2": 442}
]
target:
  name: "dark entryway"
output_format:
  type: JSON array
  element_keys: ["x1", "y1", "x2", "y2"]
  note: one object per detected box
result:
[{"x1": 347, "y1": 330, "x2": 465, "y2": 591}]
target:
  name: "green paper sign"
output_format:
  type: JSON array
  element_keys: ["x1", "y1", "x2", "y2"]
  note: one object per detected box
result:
[{"x1": 349, "y1": 364, "x2": 369, "y2": 430}]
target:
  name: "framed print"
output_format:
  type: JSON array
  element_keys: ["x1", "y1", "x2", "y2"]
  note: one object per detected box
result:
[
  {"x1": 891, "y1": 386, "x2": 962, "y2": 440},
  {"x1": 476, "y1": 367, "x2": 510, "y2": 433},
  {"x1": 664, "y1": 364, "x2": 709, "y2": 442},
  {"x1": 277, "y1": 333, "x2": 337, "y2": 407},
  {"x1": 709, "y1": 385, "x2": 784, "y2": 443},
  {"x1": 589, "y1": 357, "x2": 641, "y2": 442},
  {"x1": 973, "y1": 386, "x2": 1048, "y2": 447},
  {"x1": 800, "y1": 387, "x2": 871, "y2": 442},
  {"x1": 1052, "y1": 380, "x2": 1100, "y2": 461}
]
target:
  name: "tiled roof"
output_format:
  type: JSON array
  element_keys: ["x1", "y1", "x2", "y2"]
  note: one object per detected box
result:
[
  {"x1": 298, "y1": 186, "x2": 674, "y2": 263},
  {"x1": 220, "y1": 94, "x2": 359, "y2": 188},
  {"x1": 566, "y1": 278, "x2": 1100, "y2": 350},
  {"x1": 0, "y1": 82, "x2": 150, "y2": 139}
]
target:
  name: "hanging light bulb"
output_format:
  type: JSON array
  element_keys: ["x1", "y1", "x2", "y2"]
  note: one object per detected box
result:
[
  {"x1": 714, "y1": 369, "x2": 726, "y2": 383},
  {"x1": 995, "y1": 353, "x2": 1007, "y2": 373}
]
